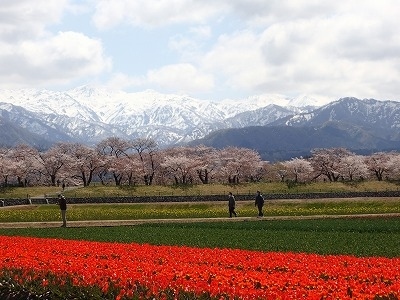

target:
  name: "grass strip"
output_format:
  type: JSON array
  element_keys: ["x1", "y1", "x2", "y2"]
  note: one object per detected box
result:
[{"x1": 1, "y1": 217, "x2": 399, "y2": 257}]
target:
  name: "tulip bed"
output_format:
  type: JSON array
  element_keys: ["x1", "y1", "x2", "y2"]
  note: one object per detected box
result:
[{"x1": 0, "y1": 235, "x2": 399, "y2": 299}]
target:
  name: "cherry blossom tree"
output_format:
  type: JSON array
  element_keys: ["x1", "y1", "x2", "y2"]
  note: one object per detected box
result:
[
  {"x1": 270, "y1": 162, "x2": 288, "y2": 182},
  {"x1": 33, "y1": 143, "x2": 71, "y2": 186},
  {"x1": 192, "y1": 145, "x2": 220, "y2": 184},
  {"x1": 339, "y1": 154, "x2": 369, "y2": 181},
  {"x1": 249, "y1": 160, "x2": 270, "y2": 182},
  {"x1": 131, "y1": 138, "x2": 160, "y2": 185},
  {"x1": 96, "y1": 137, "x2": 132, "y2": 185},
  {"x1": 217, "y1": 147, "x2": 263, "y2": 184},
  {"x1": 282, "y1": 157, "x2": 313, "y2": 183},
  {"x1": 310, "y1": 148, "x2": 354, "y2": 182},
  {"x1": 63, "y1": 143, "x2": 104, "y2": 186},
  {"x1": 94, "y1": 156, "x2": 112, "y2": 185},
  {"x1": 160, "y1": 147, "x2": 203, "y2": 185},
  {"x1": 364, "y1": 151, "x2": 397, "y2": 181},
  {"x1": 386, "y1": 152, "x2": 400, "y2": 180},
  {"x1": 4, "y1": 138, "x2": 400, "y2": 187},
  {"x1": 0, "y1": 147, "x2": 12, "y2": 186},
  {"x1": 8, "y1": 144, "x2": 39, "y2": 186},
  {"x1": 119, "y1": 155, "x2": 141, "y2": 185}
]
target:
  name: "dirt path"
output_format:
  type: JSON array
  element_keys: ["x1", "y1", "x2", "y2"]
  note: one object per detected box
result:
[{"x1": 2, "y1": 197, "x2": 399, "y2": 228}]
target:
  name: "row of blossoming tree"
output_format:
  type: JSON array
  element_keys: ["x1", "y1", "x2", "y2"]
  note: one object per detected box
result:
[{"x1": 0, "y1": 137, "x2": 399, "y2": 187}]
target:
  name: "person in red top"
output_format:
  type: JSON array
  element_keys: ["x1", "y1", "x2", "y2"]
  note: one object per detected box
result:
[{"x1": 58, "y1": 194, "x2": 67, "y2": 227}]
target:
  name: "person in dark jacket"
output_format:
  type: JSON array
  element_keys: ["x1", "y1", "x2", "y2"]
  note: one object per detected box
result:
[
  {"x1": 228, "y1": 192, "x2": 237, "y2": 217},
  {"x1": 58, "y1": 194, "x2": 67, "y2": 227},
  {"x1": 255, "y1": 190, "x2": 264, "y2": 217}
]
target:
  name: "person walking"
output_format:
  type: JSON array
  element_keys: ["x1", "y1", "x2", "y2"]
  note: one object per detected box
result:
[
  {"x1": 58, "y1": 194, "x2": 67, "y2": 227},
  {"x1": 255, "y1": 190, "x2": 264, "y2": 217},
  {"x1": 228, "y1": 192, "x2": 237, "y2": 217}
]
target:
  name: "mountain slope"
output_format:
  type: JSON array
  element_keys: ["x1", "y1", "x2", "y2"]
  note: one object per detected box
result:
[
  {"x1": 190, "y1": 121, "x2": 400, "y2": 161},
  {"x1": 0, "y1": 86, "x2": 305, "y2": 147},
  {"x1": 273, "y1": 97, "x2": 400, "y2": 139},
  {"x1": 1, "y1": 87, "x2": 400, "y2": 162},
  {"x1": 189, "y1": 97, "x2": 400, "y2": 161},
  {"x1": 0, "y1": 115, "x2": 52, "y2": 149}
]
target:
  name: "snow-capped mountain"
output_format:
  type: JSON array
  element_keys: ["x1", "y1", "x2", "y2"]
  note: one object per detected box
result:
[
  {"x1": 1, "y1": 85, "x2": 399, "y2": 156},
  {"x1": 191, "y1": 96, "x2": 400, "y2": 161},
  {"x1": 0, "y1": 85, "x2": 317, "y2": 147},
  {"x1": 273, "y1": 97, "x2": 400, "y2": 131}
]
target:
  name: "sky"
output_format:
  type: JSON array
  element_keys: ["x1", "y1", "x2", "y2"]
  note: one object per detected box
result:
[{"x1": 1, "y1": 0, "x2": 400, "y2": 103}]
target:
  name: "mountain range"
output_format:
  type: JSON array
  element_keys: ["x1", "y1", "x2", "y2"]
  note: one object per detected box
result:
[{"x1": 1, "y1": 86, "x2": 399, "y2": 161}]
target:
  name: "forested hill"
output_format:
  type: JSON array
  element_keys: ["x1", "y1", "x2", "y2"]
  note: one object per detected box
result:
[{"x1": 189, "y1": 121, "x2": 400, "y2": 161}]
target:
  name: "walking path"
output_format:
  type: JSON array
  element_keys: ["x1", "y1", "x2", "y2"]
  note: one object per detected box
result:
[{"x1": 1, "y1": 213, "x2": 399, "y2": 229}]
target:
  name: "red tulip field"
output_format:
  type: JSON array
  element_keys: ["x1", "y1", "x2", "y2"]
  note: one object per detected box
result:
[{"x1": 0, "y1": 235, "x2": 399, "y2": 299}]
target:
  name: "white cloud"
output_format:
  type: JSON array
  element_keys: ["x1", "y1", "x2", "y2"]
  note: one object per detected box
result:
[
  {"x1": 168, "y1": 35, "x2": 199, "y2": 57},
  {"x1": 196, "y1": 1, "x2": 400, "y2": 100},
  {"x1": 189, "y1": 26, "x2": 212, "y2": 39},
  {"x1": 92, "y1": 0, "x2": 228, "y2": 29},
  {"x1": 0, "y1": 1, "x2": 112, "y2": 89},
  {"x1": 0, "y1": 31, "x2": 111, "y2": 88},
  {"x1": 0, "y1": 0, "x2": 68, "y2": 41},
  {"x1": 107, "y1": 64, "x2": 214, "y2": 95},
  {"x1": 168, "y1": 25, "x2": 212, "y2": 62},
  {"x1": 21, "y1": 31, "x2": 110, "y2": 75},
  {"x1": 202, "y1": 31, "x2": 268, "y2": 92},
  {"x1": 2, "y1": 0, "x2": 400, "y2": 101},
  {"x1": 106, "y1": 73, "x2": 146, "y2": 91},
  {"x1": 147, "y1": 64, "x2": 214, "y2": 94}
]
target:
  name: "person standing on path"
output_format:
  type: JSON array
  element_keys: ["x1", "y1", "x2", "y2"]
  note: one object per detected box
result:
[
  {"x1": 228, "y1": 192, "x2": 237, "y2": 217},
  {"x1": 255, "y1": 190, "x2": 264, "y2": 217},
  {"x1": 58, "y1": 194, "x2": 67, "y2": 227}
]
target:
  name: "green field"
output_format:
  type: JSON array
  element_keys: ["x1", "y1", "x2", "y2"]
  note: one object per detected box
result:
[
  {"x1": 2, "y1": 182, "x2": 400, "y2": 258},
  {"x1": 1, "y1": 217, "x2": 399, "y2": 257},
  {"x1": 1, "y1": 197, "x2": 400, "y2": 257}
]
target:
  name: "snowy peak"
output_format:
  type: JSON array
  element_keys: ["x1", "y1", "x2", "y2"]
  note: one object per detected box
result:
[
  {"x1": 274, "y1": 97, "x2": 400, "y2": 131},
  {"x1": 1, "y1": 85, "x2": 398, "y2": 149},
  {"x1": 0, "y1": 88, "x2": 101, "y2": 122},
  {"x1": 287, "y1": 94, "x2": 331, "y2": 107}
]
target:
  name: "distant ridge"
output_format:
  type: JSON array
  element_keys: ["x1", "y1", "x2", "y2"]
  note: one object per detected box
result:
[
  {"x1": 0, "y1": 86, "x2": 318, "y2": 147},
  {"x1": 190, "y1": 97, "x2": 400, "y2": 161},
  {"x1": 1, "y1": 87, "x2": 400, "y2": 161}
]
